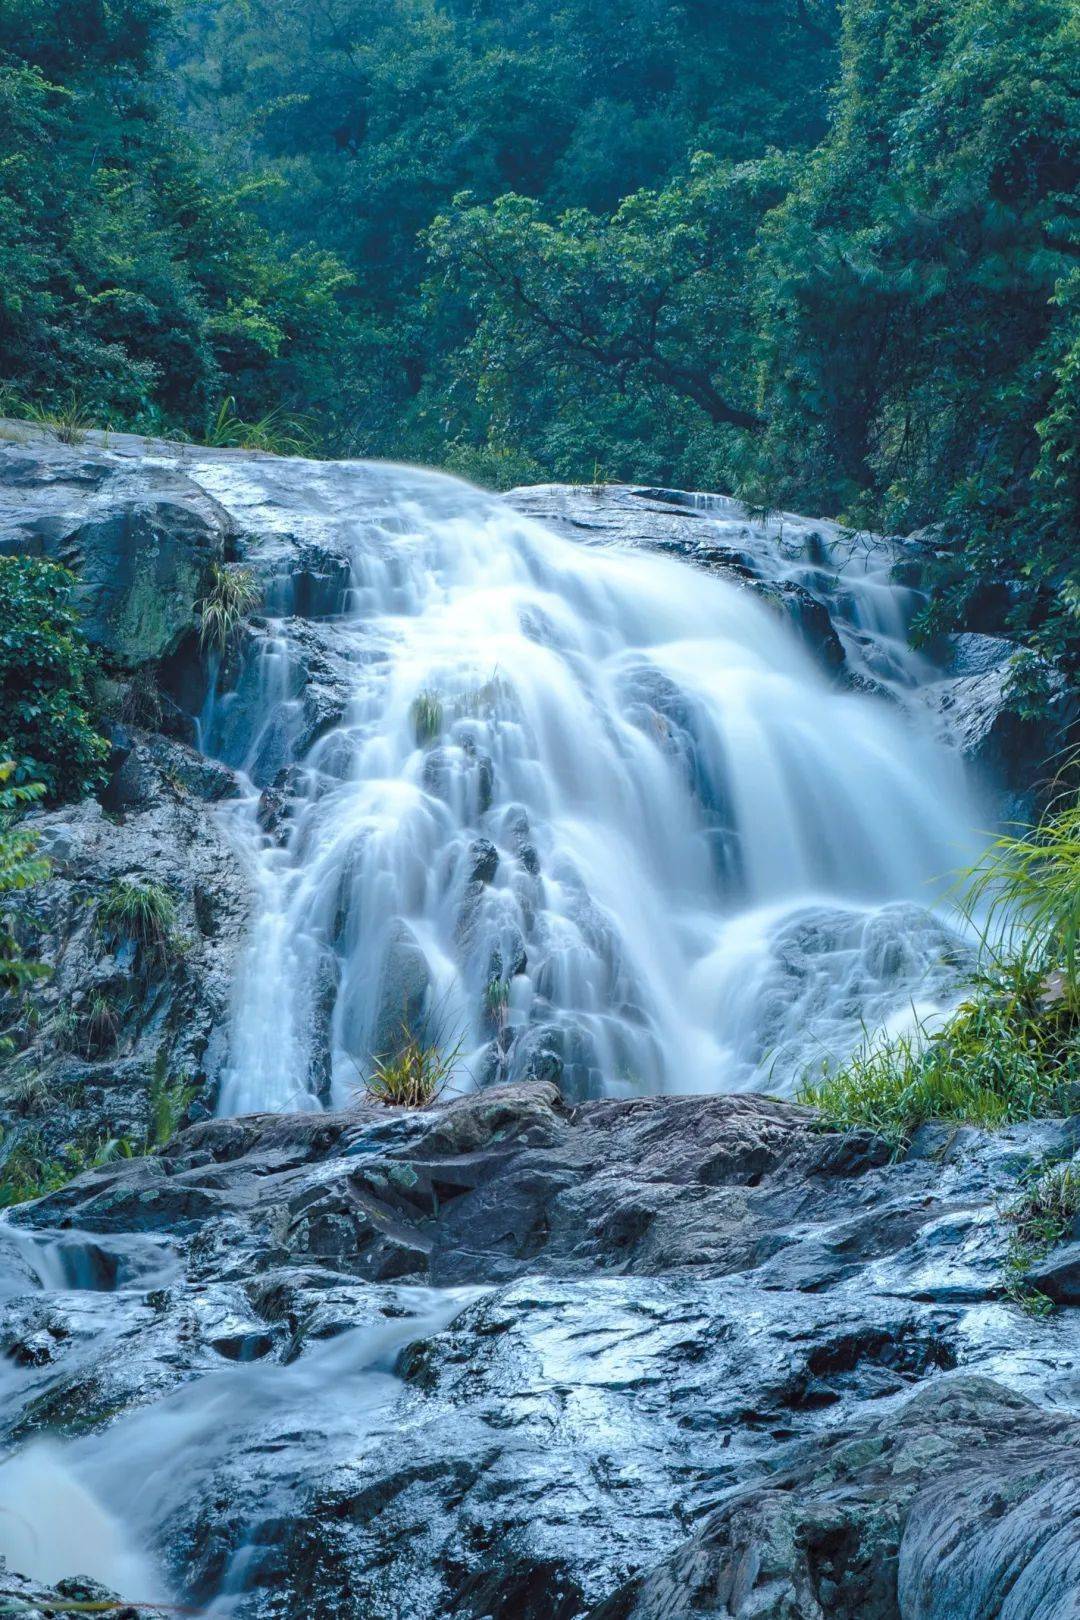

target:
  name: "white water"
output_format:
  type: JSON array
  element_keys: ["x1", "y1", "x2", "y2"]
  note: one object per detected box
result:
[
  {"x1": 193, "y1": 464, "x2": 980, "y2": 1115},
  {"x1": 0, "y1": 1240, "x2": 478, "y2": 1607}
]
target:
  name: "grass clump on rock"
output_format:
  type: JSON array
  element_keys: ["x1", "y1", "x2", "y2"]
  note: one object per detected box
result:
[
  {"x1": 799, "y1": 801, "x2": 1080, "y2": 1149},
  {"x1": 1002, "y1": 1159, "x2": 1080, "y2": 1315},
  {"x1": 97, "y1": 879, "x2": 177, "y2": 958},
  {"x1": 362, "y1": 1025, "x2": 462, "y2": 1108},
  {"x1": 410, "y1": 688, "x2": 444, "y2": 747},
  {"x1": 199, "y1": 562, "x2": 261, "y2": 653}
]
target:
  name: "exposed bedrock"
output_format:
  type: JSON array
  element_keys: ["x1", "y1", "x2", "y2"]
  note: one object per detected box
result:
[
  {"x1": 2, "y1": 1087, "x2": 1076, "y2": 1618},
  {"x1": 0, "y1": 733, "x2": 249, "y2": 1158},
  {"x1": 0, "y1": 442, "x2": 232, "y2": 669}
]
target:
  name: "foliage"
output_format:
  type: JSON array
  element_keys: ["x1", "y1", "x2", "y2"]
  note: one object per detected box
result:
[
  {"x1": 751, "y1": 0, "x2": 1080, "y2": 678},
  {"x1": 965, "y1": 801, "x2": 1080, "y2": 982},
  {"x1": 410, "y1": 689, "x2": 444, "y2": 747},
  {"x1": 0, "y1": 1125, "x2": 133, "y2": 1210},
  {"x1": 1002, "y1": 1158, "x2": 1080, "y2": 1315},
  {"x1": 0, "y1": 764, "x2": 49, "y2": 995},
  {"x1": 416, "y1": 0, "x2": 1080, "y2": 679},
  {"x1": 20, "y1": 390, "x2": 97, "y2": 444},
  {"x1": 800, "y1": 794, "x2": 1080, "y2": 1147},
  {"x1": 361, "y1": 1026, "x2": 462, "y2": 1108},
  {"x1": 148, "y1": 1048, "x2": 196, "y2": 1146},
  {"x1": 0, "y1": 558, "x2": 109, "y2": 802},
  {"x1": 172, "y1": 0, "x2": 839, "y2": 458},
  {"x1": 96, "y1": 879, "x2": 177, "y2": 959},
  {"x1": 203, "y1": 396, "x2": 313, "y2": 455},
  {"x1": 5, "y1": 0, "x2": 1078, "y2": 691},
  {"x1": 0, "y1": 763, "x2": 49, "y2": 1060},
  {"x1": 799, "y1": 964, "x2": 1080, "y2": 1151},
  {"x1": 199, "y1": 562, "x2": 261, "y2": 653},
  {"x1": 0, "y1": 0, "x2": 350, "y2": 441}
]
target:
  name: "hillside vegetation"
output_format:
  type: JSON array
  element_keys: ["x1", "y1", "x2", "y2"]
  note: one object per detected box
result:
[{"x1": 0, "y1": 0, "x2": 1078, "y2": 680}]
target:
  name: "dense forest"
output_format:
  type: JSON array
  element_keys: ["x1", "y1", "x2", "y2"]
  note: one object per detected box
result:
[{"x1": 1, "y1": 0, "x2": 1078, "y2": 680}]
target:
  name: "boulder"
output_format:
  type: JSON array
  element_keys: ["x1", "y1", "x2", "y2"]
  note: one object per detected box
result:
[
  {"x1": 371, "y1": 919, "x2": 432, "y2": 1057},
  {"x1": 589, "y1": 1377, "x2": 1080, "y2": 1620},
  {"x1": 0, "y1": 443, "x2": 232, "y2": 669}
]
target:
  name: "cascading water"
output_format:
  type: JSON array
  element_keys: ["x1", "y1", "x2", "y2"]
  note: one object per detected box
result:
[
  {"x1": 0, "y1": 1218, "x2": 479, "y2": 1608},
  {"x1": 190, "y1": 462, "x2": 981, "y2": 1116}
]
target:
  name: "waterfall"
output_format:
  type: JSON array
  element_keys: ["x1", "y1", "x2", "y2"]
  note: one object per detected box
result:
[{"x1": 192, "y1": 463, "x2": 980, "y2": 1116}]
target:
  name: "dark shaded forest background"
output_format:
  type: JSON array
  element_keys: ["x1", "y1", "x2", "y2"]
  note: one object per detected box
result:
[{"x1": 1, "y1": 0, "x2": 1078, "y2": 682}]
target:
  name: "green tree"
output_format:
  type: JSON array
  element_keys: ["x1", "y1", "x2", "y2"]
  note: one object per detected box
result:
[
  {"x1": 753, "y1": 0, "x2": 1080, "y2": 663},
  {"x1": 0, "y1": 0, "x2": 350, "y2": 436},
  {"x1": 172, "y1": 0, "x2": 838, "y2": 456}
]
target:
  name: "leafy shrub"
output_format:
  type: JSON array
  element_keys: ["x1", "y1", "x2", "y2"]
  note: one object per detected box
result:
[
  {"x1": 0, "y1": 1126, "x2": 133, "y2": 1209},
  {"x1": 0, "y1": 557, "x2": 109, "y2": 802},
  {"x1": 199, "y1": 562, "x2": 262, "y2": 653}
]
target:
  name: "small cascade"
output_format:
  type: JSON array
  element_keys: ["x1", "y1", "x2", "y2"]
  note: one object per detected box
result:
[
  {"x1": 0, "y1": 1283, "x2": 479, "y2": 1607},
  {"x1": 187, "y1": 462, "x2": 981, "y2": 1115}
]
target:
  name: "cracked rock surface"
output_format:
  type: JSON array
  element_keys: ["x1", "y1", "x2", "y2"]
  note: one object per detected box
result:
[{"x1": 1, "y1": 1086, "x2": 1076, "y2": 1618}]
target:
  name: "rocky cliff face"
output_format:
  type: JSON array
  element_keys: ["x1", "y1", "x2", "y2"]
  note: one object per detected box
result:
[{"x1": 0, "y1": 433, "x2": 1077, "y2": 1619}]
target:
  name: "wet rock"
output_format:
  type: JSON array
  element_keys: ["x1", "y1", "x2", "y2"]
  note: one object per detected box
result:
[
  {"x1": 4, "y1": 1092, "x2": 1077, "y2": 1619},
  {"x1": 468, "y1": 838, "x2": 499, "y2": 884},
  {"x1": 1023, "y1": 1240, "x2": 1080, "y2": 1306},
  {"x1": 257, "y1": 764, "x2": 306, "y2": 842},
  {"x1": 370, "y1": 920, "x2": 432, "y2": 1057},
  {"x1": 588, "y1": 1377, "x2": 1080, "y2": 1620},
  {"x1": 920, "y1": 639, "x2": 1078, "y2": 816},
  {"x1": 753, "y1": 577, "x2": 847, "y2": 675},
  {"x1": 0, "y1": 442, "x2": 231, "y2": 669},
  {"x1": 2, "y1": 739, "x2": 250, "y2": 1164},
  {"x1": 422, "y1": 743, "x2": 495, "y2": 818}
]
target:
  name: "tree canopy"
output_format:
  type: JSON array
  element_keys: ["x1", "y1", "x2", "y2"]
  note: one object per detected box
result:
[{"x1": 2, "y1": 0, "x2": 1077, "y2": 677}]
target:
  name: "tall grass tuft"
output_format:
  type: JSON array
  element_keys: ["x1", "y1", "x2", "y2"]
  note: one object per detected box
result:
[
  {"x1": 966, "y1": 802, "x2": 1080, "y2": 984},
  {"x1": 410, "y1": 688, "x2": 444, "y2": 747},
  {"x1": 200, "y1": 562, "x2": 261, "y2": 652},
  {"x1": 360, "y1": 1024, "x2": 463, "y2": 1108},
  {"x1": 799, "y1": 796, "x2": 1080, "y2": 1147},
  {"x1": 203, "y1": 396, "x2": 313, "y2": 456},
  {"x1": 97, "y1": 880, "x2": 177, "y2": 958},
  {"x1": 21, "y1": 391, "x2": 96, "y2": 445}
]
